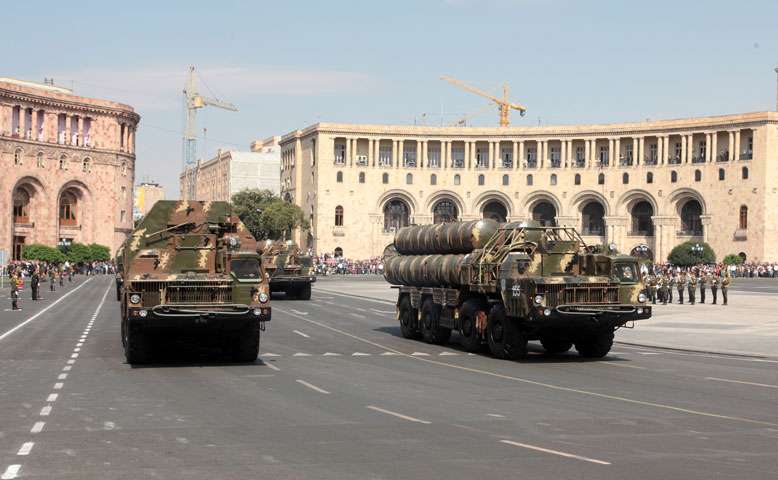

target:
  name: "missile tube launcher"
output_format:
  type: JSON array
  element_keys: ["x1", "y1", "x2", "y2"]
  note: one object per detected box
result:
[{"x1": 383, "y1": 220, "x2": 651, "y2": 359}]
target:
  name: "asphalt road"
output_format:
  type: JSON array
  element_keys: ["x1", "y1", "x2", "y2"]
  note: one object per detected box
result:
[{"x1": 1, "y1": 276, "x2": 777, "y2": 479}]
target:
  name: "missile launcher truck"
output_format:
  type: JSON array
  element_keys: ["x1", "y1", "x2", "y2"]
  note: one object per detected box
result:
[
  {"x1": 118, "y1": 200, "x2": 271, "y2": 364},
  {"x1": 259, "y1": 240, "x2": 315, "y2": 300},
  {"x1": 383, "y1": 219, "x2": 651, "y2": 359}
]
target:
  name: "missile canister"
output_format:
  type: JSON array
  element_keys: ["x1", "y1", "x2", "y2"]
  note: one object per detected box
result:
[
  {"x1": 394, "y1": 219, "x2": 499, "y2": 255},
  {"x1": 383, "y1": 253, "x2": 468, "y2": 287}
]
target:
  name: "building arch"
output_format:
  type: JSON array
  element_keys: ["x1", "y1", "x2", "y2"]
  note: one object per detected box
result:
[
  {"x1": 424, "y1": 190, "x2": 465, "y2": 218},
  {"x1": 521, "y1": 191, "x2": 563, "y2": 219},
  {"x1": 56, "y1": 180, "x2": 94, "y2": 245},
  {"x1": 666, "y1": 187, "x2": 707, "y2": 217},
  {"x1": 473, "y1": 190, "x2": 513, "y2": 220},
  {"x1": 569, "y1": 190, "x2": 611, "y2": 216},
  {"x1": 377, "y1": 189, "x2": 418, "y2": 216},
  {"x1": 616, "y1": 189, "x2": 658, "y2": 217}
]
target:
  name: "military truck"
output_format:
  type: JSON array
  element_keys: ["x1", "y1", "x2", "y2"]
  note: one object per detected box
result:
[
  {"x1": 259, "y1": 240, "x2": 315, "y2": 300},
  {"x1": 119, "y1": 200, "x2": 271, "y2": 364},
  {"x1": 383, "y1": 220, "x2": 651, "y2": 359}
]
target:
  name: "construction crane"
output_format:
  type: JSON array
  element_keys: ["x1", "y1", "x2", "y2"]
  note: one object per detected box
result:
[{"x1": 441, "y1": 75, "x2": 526, "y2": 127}]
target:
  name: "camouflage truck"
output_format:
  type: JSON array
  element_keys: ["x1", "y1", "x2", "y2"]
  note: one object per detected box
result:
[
  {"x1": 384, "y1": 220, "x2": 651, "y2": 359},
  {"x1": 259, "y1": 240, "x2": 315, "y2": 300},
  {"x1": 119, "y1": 200, "x2": 271, "y2": 364}
]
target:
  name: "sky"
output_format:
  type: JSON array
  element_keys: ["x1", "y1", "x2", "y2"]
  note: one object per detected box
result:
[{"x1": 3, "y1": 0, "x2": 778, "y2": 196}]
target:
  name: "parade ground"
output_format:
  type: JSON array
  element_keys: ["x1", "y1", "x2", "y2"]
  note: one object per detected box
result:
[{"x1": 1, "y1": 275, "x2": 777, "y2": 479}]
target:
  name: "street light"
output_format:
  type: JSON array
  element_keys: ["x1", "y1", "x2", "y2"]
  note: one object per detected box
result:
[{"x1": 690, "y1": 243, "x2": 704, "y2": 258}]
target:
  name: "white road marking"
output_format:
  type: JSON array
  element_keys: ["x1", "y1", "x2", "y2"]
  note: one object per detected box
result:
[
  {"x1": 638, "y1": 352, "x2": 661, "y2": 356},
  {"x1": 30, "y1": 422, "x2": 45, "y2": 433},
  {"x1": 16, "y1": 442, "x2": 34, "y2": 456},
  {"x1": 290, "y1": 309, "x2": 309, "y2": 316},
  {"x1": 292, "y1": 330, "x2": 310, "y2": 338},
  {"x1": 366, "y1": 405, "x2": 431, "y2": 424},
  {"x1": 46, "y1": 394, "x2": 58, "y2": 402},
  {"x1": 323, "y1": 352, "x2": 342, "y2": 356},
  {"x1": 67, "y1": 359, "x2": 75, "y2": 365},
  {"x1": 292, "y1": 352, "x2": 311, "y2": 357},
  {"x1": 76, "y1": 343, "x2": 83, "y2": 347},
  {"x1": 499, "y1": 440, "x2": 610, "y2": 465},
  {"x1": 58, "y1": 373, "x2": 67, "y2": 380},
  {"x1": 1, "y1": 465, "x2": 21, "y2": 479},
  {"x1": 70, "y1": 353, "x2": 79, "y2": 359},
  {"x1": 62, "y1": 366, "x2": 72, "y2": 371},
  {"x1": 370, "y1": 308, "x2": 395, "y2": 314},
  {"x1": 263, "y1": 362, "x2": 280, "y2": 371},
  {"x1": 39, "y1": 406, "x2": 52, "y2": 416},
  {"x1": 600, "y1": 362, "x2": 647, "y2": 370},
  {"x1": 439, "y1": 352, "x2": 459, "y2": 356},
  {"x1": 349, "y1": 312, "x2": 366, "y2": 319},
  {"x1": 380, "y1": 351, "x2": 400, "y2": 356},
  {"x1": 412, "y1": 352, "x2": 430, "y2": 356},
  {"x1": 705, "y1": 377, "x2": 778, "y2": 389},
  {"x1": 352, "y1": 352, "x2": 371, "y2": 356},
  {"x1": 53, "y1": 383, "x2": 63, "y2": 390},
  {"x1": 73, "y1": 348, "x2": 81, "y2": 352},
  {"x1": 296, "y1": 379, "x2": 330, "y2": 394},
  {"x1": 487, "y1": 414, "x2": 505, "y2": 418},
  {"x1": 104, "y1": 421, "x2": 116, "y2": 430},
  {"x1": 262, "y1": 353, "x2": 280, "y2": 357},
  {"x1": 0, "y1": 278, "x2": 93, "y2": 342}
]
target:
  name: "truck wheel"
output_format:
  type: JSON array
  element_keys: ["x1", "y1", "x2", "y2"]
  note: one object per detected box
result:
[
  {"x1": 540, "y1": 337, "x2": 573, "y2": 354},
  {"x1": 459, "y1": 299, "x2": 486, "y2": 353},
  {"x1": 297, "y1": 284, "x2": 312, "y2": 300},
  {"x1": 124, "y1": 324, "x2": 151, "y2": 365},
  {"x1": 575, "y1": 328, "x2": 614, "y2": 358},
  {"x1": 421, "y1": 298, "x2": 452, "y2": 345},
  {"x1": 285, "y1": 287, "x2": 297, "y2": 300},
  {"x1": 233, "y1": 325, "x2": 260, "y2": 362},
  {"x1": 487, "y1": 304, "x2": 527, "y2": 360},
  {"x1": 398, "y1": 295, "x2": 419, "y2": 339}
]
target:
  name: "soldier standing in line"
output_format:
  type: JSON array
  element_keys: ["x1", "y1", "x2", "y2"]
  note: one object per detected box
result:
[
  {"x1": 710, "y1": 274, "x2": 719, "y2": 304},
  {"x1": 30, "y1": 268, "x2": 40, "y2": 301},
  {"x1": 698, "y1": 271, "x2": 707, "y2": 304},
  {"x1": 688, "y1": 272, "x2": 697, "y2": 305},
  {"x1": 677, "y1": 272, "x2": 685, "y2": 304},
  {"x1": 49, "y1": 269, "x2": 56, "y2": 292},
  {"x1": 59, "y1": 266, "x2": 64, "y2": 287},
  {"x1": 721, "y1": 274, "x2": 731, "y2": 306},
  {"x1": 667, "y1": 273, "x2": 674, "y2": 304},
  {"x1": 658, "y1": 274, "x2": 668, "y2": 305},
  {"x1": 650, "y1": 274, "x2": 658, "y2": 305},
  {"x1": 10, "y1": 273, "x2": 21, "y2": 311}
]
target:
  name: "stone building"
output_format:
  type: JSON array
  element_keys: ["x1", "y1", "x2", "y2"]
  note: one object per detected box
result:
[
  {"x1": 0, "y1": 77, "x2": 139, "y2": 260},
  {"x1": 179, "y1": 137, "x2": 281, "y2": 201},
  {"x1": 133, "y1": 181, "x2": 165, "y2": 220},
  {"x1": 279, "y1": 111, "x2": 778, "y2": 262}
]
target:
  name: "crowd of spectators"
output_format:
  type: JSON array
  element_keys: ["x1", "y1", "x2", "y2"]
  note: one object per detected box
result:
[
  {"x1": 4, "y1": 260, "x2": 115, "y2": 281},
  {"x1": 641, "y1": 262, "x2": 778, "y2": 278},
  {"x1": 311, "y1": 253, "x2": 384, "y2": 276}
]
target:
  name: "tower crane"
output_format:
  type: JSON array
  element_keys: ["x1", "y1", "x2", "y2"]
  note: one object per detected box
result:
[{"x1": 441, "y1": 75, "x2": 526, "y2": 127}]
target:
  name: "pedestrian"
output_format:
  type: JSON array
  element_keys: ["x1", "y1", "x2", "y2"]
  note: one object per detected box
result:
[
  {"x1": 676, "y1": 273, "x2": 685, "y2": 304},
  {"x1": 10, "y1": 273, "x2": 22, "y2": 311},
  {"x1": 710, "y1": 275, "x2": 718, "y2": 304},
  {"x1": 687, "y1": 272, "x2": 697, "y2": 305},
  {"x1": 721, "y1": 274, "x2": 730, "y2": 306},
  {"x1": 30, "y1": 269, "x2": 40, "y2": 301},
  {"x1": 49, "y1": 269, "x2": 56, "y2": 292},
  {"x1": 698, "y1": 272, "x2": 707, "y2": 304},
  {"x1": 667, "y1": 274, "x2": 674, "y2": 303},
  {"x1": 59, "y1": 268, "x2": 64, "y2": 287}
]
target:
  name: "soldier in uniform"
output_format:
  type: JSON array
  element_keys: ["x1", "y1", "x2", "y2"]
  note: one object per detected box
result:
[
  {"x1": 644, "y1": 274, "x2": 655, "y2": 304},
  {"x1": 687, "y1": 272, "x2": 697, "y2": 305},
  {"x1": 698, "y1": 271, "x2": 707, "y2": 304},
  {"x1": 49, "y1": 268, "x2": 56, "y2": 292},
  {"x1": 59, "y1": 267, "x2": 64, "y2": 287},
  {"x1": 10, "y1": 273, "x2": 21, "y2": 311},
  {"x1": 667, "y1": 273, "x2": 674, "y2": 304},
  {"x1": 30, "y1": 268, "x2": 40, "y2": 301},
  {"x1": 721, "y1": 273, "x2": 731, "y2": 306},
  {"x1": 710, "y1": 274, "x2": 719, "y2": 304},
  {"x1": 658, "y1": 274, "x2": 668, "y2": 305},
  {"x1": 676, "y1": 273, "x2": 685, "y2": 304}
]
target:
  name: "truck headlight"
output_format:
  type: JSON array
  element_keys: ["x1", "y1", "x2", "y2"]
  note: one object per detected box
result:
[
  {"x1": 638, "y1": 293, "x2": 647, "y2": 303},
  {"x1": 129, "y1": 294, "x2": 141, "y2": 304},
  {"x1": 253, "y1": 308, "x2": 262, "y2": 316},
  {"x1": 543, "y1": 308, "x2": 552, "y2": 316},
  {"x1": 259, "y1": 292, "x2": 269, "y2": 304},
  {"x1": 138, "y1": 309, "x2": 148, "y2": 318},
  {"x1": 533, "y1": 294, "x2": 544, "y2": 305},
  {"x1": 637, "y1": 307, "x2": 644, "y2": 315}
]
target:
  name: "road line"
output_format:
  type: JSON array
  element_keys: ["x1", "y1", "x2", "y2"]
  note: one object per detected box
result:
[
  {"x1": 1, "y1": 465, "x2": 20, "y2": 479},
  {"x1": 0, "y1": 278, "x2": 93, "y2": 342},
  {"x1": 705, "y1": 377, "x2": 778, "y2": 389},
  {"x1": 370, "y1": 308, "x2": 395, "y2": 314},
  {"x1": 366, "y1": 405, "x2": 431, "y2": 424},
  {"x1": 66, "y1": 359, "x2": 75, "y2": 365},
  {"x1": 53, "y1": 382, "x2": 63, "y2": 390},
  {"x1": 39, "y1": 406, "x2": 52, "y2": 416},
  {"x1": 70, "y1": 353, "x2": 79, "y2": 359},
  {"x1": 323, "y1": 352, "x2": 341, "y2": 356},
  {"x1": 349, "y1": 312, "x2": 366, "y2": 319},
  {"x1": 314, "y1": 288, "x2": 395, "y2": 305},
  {"x1": 290, "y1": 309, "x2": 309, "y2": 316},
  {"x1": 440, "y1": 351, "x2": 459, "y2": 356},
  {"x1": 262, "y1": 352, "x2": 280, "y2": 357},
  {"x1": 292, "y1": 329, "x2": 310, "y2": 338},
  {"x1": 499, "y1": 440, "x2": 611, "y2": 465},
  {"x1": 16, "y1": 442, "x2": 33, "y2": 456},
  {"x1": 263, "y1": 362, "x2": 280, "y2": 371},
  {"x1": 30, "y1": 422, "x2": 45, "y2": 433},
  {"x1": 600, "y1": 362, "x2": 647, "y2": 370},
  {"x1": 62, "y1": 365, "x2": 72, "y2": 371},
  {"x1": 73, "y1": 347, "x2": 80, "y2": 352},
  {"x1": 46, "y1": 394, "x2": 58, "y2": 402},
  {"x1": 352, "y1": 352, "x2": 371, "y2": 356},
  {"x1": 292, "y1": 352, "x2": 311, "y2": 357},
  {"x1": 296, "y1": 379, "x2": 331, "y2": 394},
  {"x1": 275, "y1": 306, "x2": 778, "y2": 427},
  {"x1": 58, "y1": 373, "x2": 67, "y2": 380},
  {"x1": 412, "y1": 352, "x2": 430, "y2": 356}
]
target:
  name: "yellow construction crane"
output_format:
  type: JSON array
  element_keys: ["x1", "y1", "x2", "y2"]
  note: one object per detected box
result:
[{"x1": 441, "y1": 75, "x2": 526, "y2": 127}]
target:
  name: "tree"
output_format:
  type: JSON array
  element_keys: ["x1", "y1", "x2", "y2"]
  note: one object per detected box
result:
[
  {"x1": 22, "y1": 244, "x2": 67, "y2": 263},
  {"x1": 231, "y1": 188, "x2": 309, "y2": 240},
  {"x1": 89, "y1": 243, "x2": 111, "y2": 261},
  {"x1": 65, "y1": 243, "x2": 93, "y2": 264},
  {"x1": 667, "y1": 241, "x2": 716, "y2": 266},
  {"x1": 722, "y1": 253, "x2": 744, "y2": 265}
]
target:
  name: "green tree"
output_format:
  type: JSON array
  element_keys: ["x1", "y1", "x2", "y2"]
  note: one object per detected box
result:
[
  {"x1": 89, "y1": 243, "x2": 111, "y2": 261},
  {"x1": 22, "y1": 244, "x2": 67, "y2": 263},
  {"x1": 722, "y1": 253, "x2": 744, "y2": 265},
  {"x1": 231, "y1": 189, "x2": 309, "y2": 240},
  {"x1": 667, "y1": 241, "x2": 716, "y2": 266},
  {"x1": 65, "y1": 243, "x2": 93, "y2": 264}
]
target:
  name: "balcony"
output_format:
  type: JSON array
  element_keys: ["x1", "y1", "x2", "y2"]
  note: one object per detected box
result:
[
  {"x1": 598, "y1": 160, "x2": 609, "y2": 168},
  {"x1": 524, "y1": 160, "x2": 538, "y2": 169},
  {"x1": 740, "y1": 151, "x2": 752, "y2": 160},
  {"x1": 677, "y1": 229, "x2": 703, "y2": 237},
  {"x1": 716, "y1": 152, "x2": 729, "y2": 162},
  {"x1": 667, "y1": 156, "x2": 681, "y2": 165},
  {"x1": 620, "y1": 158, "x2": 633, "y2": 167},
  {"x1": 334, "y1": 156, "x2": 345, "y2": 165},
  {"x1": 451, "y1": 159, "x2": 465, "y2": 169},
  {"x1": 691, "y1": 155, "x2": 706, "y2": 164},
  {"x1": 629, "y1": 229, "x2": 654, "y2": 237},
  {"x1": 501, "y1": 160, "x2": 513, "y2": 169},
  {"x1": 644, "y1": 156, "x2": 658, "y2": 166},
  {"x1": 549, "y1": 159, "x2": 561, "y2": 168},
  {"x1": 356, "y1": 155, "x2": 368, "y2": 166},
  {"x1": 475, "y1": 161, "x2": 489, "y2": 169}
]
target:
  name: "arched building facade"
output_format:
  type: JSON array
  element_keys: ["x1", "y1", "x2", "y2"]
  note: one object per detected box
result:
[
  {"x1": 0, "y1": 78, "x2": 139, "y2": 259},
  {"x1": 279, "y1": 112, "x2": 778, "y2": 261}
]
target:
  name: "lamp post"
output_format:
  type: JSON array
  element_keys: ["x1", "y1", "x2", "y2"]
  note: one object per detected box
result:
[{"x1": 690, "y1": 243, "x2": 704, "y2": 263}]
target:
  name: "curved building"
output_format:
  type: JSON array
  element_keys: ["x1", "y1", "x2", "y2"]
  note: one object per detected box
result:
[
  {"x1": 280, "y1": 111, "x2": 778, "y2": 262},
  {"x1": 0, "y1": 78, "x2": 140, "y2": 260}
]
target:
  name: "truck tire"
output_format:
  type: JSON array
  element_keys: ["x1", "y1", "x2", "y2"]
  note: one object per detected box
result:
[
  {"x1": 233, "y1": 324, "x2": 260, "y2": 362},
  {"x1": 398, "y1": 295, "x2": 419, "y2": 339},
  {"x1": 123, "y1": 322, "x2": 151, "y2": 365},
  {"x1": 540, "y1": 337, "x2": 573, "y2": 354},
  {"x1": 575, "y1": 328, "x2": 614, "y2": 358},
  {"x1": 487, "y1": 304, "x2": 527, "y2": 360},
  {"x1": 285, "y1": 287, "x2": 297, "y2": 300},
  {"x1": 420, "y1": 298, "x2": 452, "y2": 345},
  {"x1": 459, "y1": 299, "x2": 486, "y2": 353},
  {"x1": 297, "y1": 283, "x2": 312, "y2": 300}
]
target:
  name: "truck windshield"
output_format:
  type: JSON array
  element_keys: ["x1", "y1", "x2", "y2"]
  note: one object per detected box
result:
[
  {"x1": 231, "y1": 259, "x2": 261, "y2": 280},
  {"x1": 612, "y1": 263, "x2": 638, "y2": 283}
]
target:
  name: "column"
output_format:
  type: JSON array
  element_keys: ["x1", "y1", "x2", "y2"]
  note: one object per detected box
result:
[
  {"x1": 567, "y1": 140, "x2": 573, "y2": 168},
  {"x1": 493, "y1": 141, "x2": 500, "y2": 169},
  {"x1": 77, "y1": 116, "x2": 83, "y2": 146},
  {"x1": 687, "y1": 134, "x2": 694, "y2": 163},
  {"x1": 657, "y1": 136, "x2": 664, "y2": 165},
  {"x1": 344, "y1": 137, "x2": 351, "y2": 166},
  {"x1": 631, "y1": 137, "x2": 637, "y2": 166},
  {"x1": 560, "y1": 140, "x2": 566, "y2": 168},
  {"x1": 65, "y1": 115, "x2": 72, "y2": 145},
  {"x1": 541, "y1": 140, "x2": 548, "y2": 168},
  {"x1": 704, "y1": 133, "x2": 711, "y2": 163},
  {"x1": 612, "y1": 138, "x2": 620, "y2": 169},
  {"x1": 446, "y1": 141, "x2": 453, "y2": 169},
  {"x1": 518, "y1": 141, "x2": 524, "y2": 169},
  {"x1": 655, "y1": 224, "x2": 663, "y2": 263},
  {"x1": 733, "y1": 130, "x2": 741, "y2": 160},
  {"x1": 420, "y1": 140, "x2": 427, "y2": 168},
  {"x1": 680, "y1": 135, "x2": 687, "y2": 164},
  {"x1": 397, "y1": 139, "x2": 404, "y2": 168},
  {"x1": 470, "y1": 142, "x2": 477, "y2": 169},
  {"x1": 727, "y1": 131, "x2": 734, "y2": 161},
  {"x1": 663, "y1": 136, "x2": 670, "y2": 164},
  {"x1": 710, "y1": 132, "x2": 717, "y2": 162},
  {"x1": 638, "y1": 137, "x2": 645, "y2": 166},
  {"x1": 512, "y1": 141, "x2": 518, "y2": 170}
]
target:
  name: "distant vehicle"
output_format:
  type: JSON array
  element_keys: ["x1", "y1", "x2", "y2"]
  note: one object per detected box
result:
[
  {"x1": 384, "y1": 220, "x2": 651, "y2": 359},
  {"x1": 260, "y1": 240, "x2": 315, "y2": 300},
  {"x1": 118, "y1": 200, "x2": 271, "y2": 364}
]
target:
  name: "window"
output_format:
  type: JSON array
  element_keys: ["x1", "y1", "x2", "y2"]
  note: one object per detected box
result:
[
  {"x1": 532, "y1": 201, "x2": 557, "y2": 226},
  {"x1": 359, "y1": 172, "x2": 365, "y2": 183},
  {"x1": 430, "y1": 174, "x2": 437, "y2": 185},
  {"x1": 14, "y1": 148, "x2": 22, "y2": 166},
  {"x1": 502, "y1": 174, "x2": 509, "y2": 186},
  {"x1": 36, "y1": 152, "x2": 44, "y2": 168},
  {"x1": 622, "y1": 173, "x2": 629, "y2": 184},
  {"x1": 526, "y1": 174, "x2": 533, "y2": 186},
  {"x1": 59, "y1": 191, "x2": 77, "y2": 225},
  {"x1": 59, "y1": 155, "x2": 67, "y2": 170},
  {"x1": 13, "y1": 189, "x2": 30, "y2": 223},
  {"x1": 718, "y1": 168, "x2": 725, "y2": 181},
  {"x1": 671, "y1": 171, "x2": 678, "y2": 183},
  {"x1": 382, "y1": 172, "x2": 389, "y2": 184},
  {"x1": 120, "y1": 210, "x2": 126, "y2": 222},
  {"x1": 680, "y1": 200, "x2": 703, "y2": 235},
  {"x1": 694, "y1": 169, "x2": 701, "y2": 182},
  {"x1": 598, "y1": 173, "x2": 605, "y2": 185},
  {"x1": 334, "y1": 144, "x2": 346, "y2": 165},
  {"x1": 454, "y1": 174, "x2": 461, "y2": 185},
  {"x1": 433, "y1": 200, "x2": 458, "y2": 224},
  {"x1": 336, "y1": 171, "x2": 343, "y2": 183},
  {"x1": 335, "y1": 206, "x2": 344, "y2": 226},
  {"x1": 478, "y1": 174, "x2": 485, "y2": 186},
  {"x1": 230, "y1": 258, "x2": 260, "y2": 279},
  {"x1": 739, "y1": 205, "x2": 748, "y2": 230},
  {"x1": 334, "y1": 247, "x2": 344, "y2": 258},
  {"x1": 83, "y1": 157, "x2": 92, "y2": 173},
  {"x1": 646, "y1": 172, "x2": 653, "y2": 184},
  {"x1": 406, "y1": 173, "x2": 413, "y2": 185},
  {"x1": 550, "y1": 174, "x2": 557, "y2": 186},
  {"x1": 742, "y1": 166, "x2": 749, "y2": 179},
  {"x1": 581, "y1": 202, "x2": 605, "y2": 236},
  {"x1": 631, "y1": 201, "x2": 654, "y2": 235},
  {"x1": 121, "y1": 161, "x2": 126, "y2": 176},
  {"x1": 483, "y1": 201, "x2": 507, "y2": 222},
  {"x1": 574, "y1": 173, "x2": 581, "y2": 185},
  {"x1": 384, "y1": 199, "x2": 410, "y2": 232}
]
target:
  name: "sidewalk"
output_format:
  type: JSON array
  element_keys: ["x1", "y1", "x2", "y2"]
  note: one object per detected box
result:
[{"x1": 314, "y1": 277, "x2": 778, "y2": 358}]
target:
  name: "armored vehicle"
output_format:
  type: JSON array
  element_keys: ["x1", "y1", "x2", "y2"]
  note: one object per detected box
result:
[
  {"x1": 119, "y1": 200, "x2": 271, "y2": 364},
  {"x1": 259, "y1": 240, "x2": 315, "y2": 300},
  {"x1": 384, "y1": 220, "x2": 650, "y2": 359}
]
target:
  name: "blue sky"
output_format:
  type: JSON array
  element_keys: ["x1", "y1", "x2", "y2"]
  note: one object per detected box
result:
[{"x1": 3, "y1": 0, "x2": 777, "y2": 195}]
